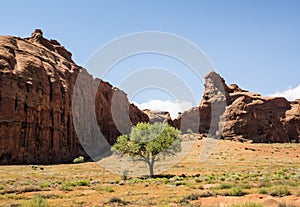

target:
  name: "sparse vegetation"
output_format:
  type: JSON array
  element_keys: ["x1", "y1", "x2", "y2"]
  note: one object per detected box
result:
[
  {"x1": 230, "y1": 202, "x2": 263, "y2": 207},
  {"x1": 223, "y1": 186, "x2": 246, "y2": 196},
  {"x1": 29, "y1": 194, "x2": 48, "y2": 207},
  {"x1": 96, "y1": 186, "x2": 114, "y2": 193},
  {"x1": 277, "y1": 203, "x2": 297, "y2": 207},
  {"x1": 186, "y1": 128, "x2": 194, "y2": 134},
  {"x1": 258, "y1": 188, "x2": 268, "y2": 194},
  {"x1": 105, "y1": 197, "x2": 129, "y2": 205},
  {"x1": 0, "y1": 139, "x2": 299, "y2": 206},
  {"x1": 270, "y1": 187, "x2": 292, "y2": 197},
  {"x1": 219, "y1": 183, "x2": 232, "y2": 189},
  {"x1": 73, "y1": 156, "x2": 85, "y2": 163}
]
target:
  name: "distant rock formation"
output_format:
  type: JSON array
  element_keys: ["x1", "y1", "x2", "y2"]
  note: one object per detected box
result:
[
  {"x1": 0, "y1": 30, "x2": 148, "y2": 164},
  {"x1": 142, "y1": 109, "x2": 172, "y2": 124},
  {"x1": 174, "y1": 71, "x2": 300, "y2": 143}
]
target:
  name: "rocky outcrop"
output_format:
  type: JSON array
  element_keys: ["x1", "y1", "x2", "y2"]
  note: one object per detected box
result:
[
  {"x1": 175, "y1": 71, "x2": 300, "y2": 143},
  {"x1": 0, "y1": 30, "x2": 148, "y2": 164},
  {"x1": 283, "y1": 100, "x2": 300, "y2": 143},
  {"x1": 142, "y1": 109, "x2": 172, "y2": 124}
]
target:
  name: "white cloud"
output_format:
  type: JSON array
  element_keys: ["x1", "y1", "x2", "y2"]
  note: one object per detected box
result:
[
  {"x1": 133, "y1": 100, "x2": 193, "y2": 119},
  {"x1": 270, "y1": 84, "x2": 300, "y2": 101}
]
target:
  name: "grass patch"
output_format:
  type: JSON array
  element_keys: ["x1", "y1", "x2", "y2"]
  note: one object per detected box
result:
[
  {"x1": 223, "y1": 187, "x2": 246, "y2": 196},
  {"x1": 270, "y1": 187, "x2": 291, "y2": 197},
  {"x1": 39, "y1": 183, "x2": 50, "y2": 189},
  {"x1": 230, "y1": 202, "x2": 263, "y2": 207},
  {"x1": 96, "y1": 186, "x2": 114, "y2": 193},
  {"x1": 219, "y1": 183, "x2": 232, "y2": 189},
  {"x1": 258, "y1": 188, "x2": 268, "y2": 194},
  {"x1": 29, "y1": 194, "x2": 48, "y2": 207}
]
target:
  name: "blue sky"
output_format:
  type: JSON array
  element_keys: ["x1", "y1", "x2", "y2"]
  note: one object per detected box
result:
[{"x1": 1, "y1": 0, "x2": 300, "y2": 116}]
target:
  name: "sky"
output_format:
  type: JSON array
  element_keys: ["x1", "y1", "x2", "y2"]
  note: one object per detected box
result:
[{"x1": 1, "y1": 0, "x2": 300, "y2": 118}]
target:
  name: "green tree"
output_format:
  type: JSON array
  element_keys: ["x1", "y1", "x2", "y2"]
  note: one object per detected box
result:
[{"x1": 112, "y1": 122, "x2": 181, "y2": 177}]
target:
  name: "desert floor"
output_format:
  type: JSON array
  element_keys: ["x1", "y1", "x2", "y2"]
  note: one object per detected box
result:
[{"x1": 1, "y1": 136, "x2": 300, "y2": 207}]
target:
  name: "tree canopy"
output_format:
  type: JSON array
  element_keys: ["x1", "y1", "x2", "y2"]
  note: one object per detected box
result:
[{"x1": 112, "y1": 122, "x2": 181, "y2": 177}]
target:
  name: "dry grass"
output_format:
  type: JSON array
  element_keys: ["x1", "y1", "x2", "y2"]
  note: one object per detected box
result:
[{"x1": 0, "y1": 137, "x2": 300, "y2": 206}]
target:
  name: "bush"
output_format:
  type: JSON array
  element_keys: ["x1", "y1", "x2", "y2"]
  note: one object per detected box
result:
[
  {"x1": 179, "y1": 193, "x2": 201, "y2": 206},
  {"x1": 270, "y1": 187, "x2": 291, "y2": 197},
  {"x1": 39, "y1": 183, "x2": 49, "y2": 189},
  {"x1": 30, "y1": 194, "x2": 48, "y2": 207},
  {"x1": 220, "y1": 176, "x2": 226, "y2": 181},
  {"x1": 96, "y1": 186, "x2": 114, "y2": 193},
  {"x1": 198, "y1": 191, "x2": 214, "y2": 197},
  {"x1": 185, "y1": 193, "x2": 200, "y2": 200},
  {"x1": 77, "y1": 180, "x2": 90, "y2": 186},
  {"x1": 186, "y1": 128, "x2": 194, "y2": 134},
  {"x1": 73, "y1": 156, "x2": 84, "y2": 163},
  {"x1": 105, "y1": 197, "x2": 128, "y2": 205},
  {"x1": 59, "y1": 185, "x2": 73, "y2": 191},
  {"x1": 258, "y1": 188, "x2": 268, "y2": 194},
  {"x1": 219, "y1": 183, "x2": 232, "y2": 189},
  {"x1": 224, "y1": 186, "x2": 246, "y2": 196},
  {"x1": 194, "y1": 178, "x2": 202, "y2": 183}
]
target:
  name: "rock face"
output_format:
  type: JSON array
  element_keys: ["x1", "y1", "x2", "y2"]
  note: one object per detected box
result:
[
  {"x1": 0, "y1": 30, "x2": 148, "y2": 164},
  {"x1": 142, "y1": 109, "x2": 172, "y2": 124},
  {"x1": 174, "y1": 71, "x2": 300, "y2": 143}
]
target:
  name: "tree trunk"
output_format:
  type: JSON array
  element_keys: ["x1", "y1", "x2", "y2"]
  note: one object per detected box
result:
[
  {"x1": 146, "y1": 155, "x2": 155, "y2": 178},
  {"x1": 149, "y1": 161, "x2": 154, "y2": 178}
]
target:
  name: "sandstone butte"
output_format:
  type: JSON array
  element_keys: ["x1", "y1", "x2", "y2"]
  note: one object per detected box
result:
[
  {"x1": 0, "y1": 30, "x2": 299, "y2": 165},
  {"x1": 0, "y1": 29, "x2": 148, "y2": 164},
  {"x1": 173, "y1": 71, "x2": 300, "y2": 143}
]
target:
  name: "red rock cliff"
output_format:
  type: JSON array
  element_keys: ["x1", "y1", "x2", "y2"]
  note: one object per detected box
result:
[
  {"x1": 174, "y1": 71, "x2": 300, "y2": 143},
  {"x1": 0, "y1": 30, "x2": 148, "y2": 164}
]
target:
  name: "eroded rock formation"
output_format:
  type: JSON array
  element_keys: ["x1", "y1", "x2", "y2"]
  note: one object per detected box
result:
[
  {"x1": 142, "y1": 110, "x2": 172, "y2": 125},
  {"x1": 174, "y1": 71, "x2": 300, "y2": 143},
  {"x1": 0, "y1": 30, "x2": 148, "y2": 164}
]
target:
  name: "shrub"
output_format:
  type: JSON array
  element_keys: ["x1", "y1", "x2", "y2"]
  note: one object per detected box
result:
[
  {"x1": 258, "y1": 181, "x2": 272, "y2": 188},
  {"x1": 77, "y1": 180, "x2": 90, "y2": 186},
  {"x1": 105, "y1": 197, "x2": 128, "y2": 205},
  {"x1": 194, "y1": 178, "x2": 202, "y2": 183},
  {"x1": 270, "y1": 187, "x2": 291, "y2": 197},
  {"x1": 219, "y1": 183, "x2": 232, "y2": 189},
  {"x1": 59, "y1": 185, "x2": 73, "y2": 191},
  {"x1": 198, "y1": 191, "x2": 214, "y2": 197},
  {"x1": 224, "y1": 187, "x2": 246, "y2": 196},
  {"x1": 30, "y1": 194, "x2": 48, "y2": 207},
  {"x1": 39, "y1": 183, "x2": 49, "y2": 189},
  {"x1": 258, "y1": 188, "x2": 268, "y2": 194},
  {"x1": 184, "y1": 193, "x2": 200, "y2": 201},
  {"x1": 73, "y1": 156, "x2": 84, "y2": 163},
  {"x1": 179, "y1": 193, "x2": 202, "y2": 205},
  {"x1": 186, "y1": 128, "x2": 194, "y2": 134},
  {"x1": 220, "y1": 176, "x2": 226, "y2": 181},
  {"x1": 96, "y1": 186, "x2": 114, "y2": 193}
]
